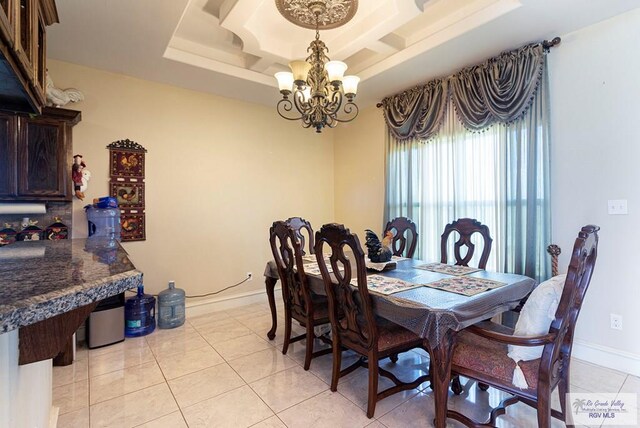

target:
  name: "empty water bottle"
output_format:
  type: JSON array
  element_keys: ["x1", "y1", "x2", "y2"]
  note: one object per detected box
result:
[{"x1": 158, "y1": 281, "x2": 185, "y2": 329}]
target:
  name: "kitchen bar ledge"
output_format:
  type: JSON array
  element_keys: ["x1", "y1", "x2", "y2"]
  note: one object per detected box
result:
[
  {"x1": 0, "y1": 239, "x2": 142, "y2": 428},
  {"x1": 0, "y1": 239, "x2": 142, "y2": 334}
]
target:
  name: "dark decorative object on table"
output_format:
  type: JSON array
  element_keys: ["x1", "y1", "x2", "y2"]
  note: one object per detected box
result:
[
  {"x1": 0, "y1": 224, "x2": 17, "y2": 246},
  {"x1": 45, "y1": 217, "x2": 69, "y2": 240},
  {"x1": 364, "y1": 229, "x2": 393, "y2": 262}
]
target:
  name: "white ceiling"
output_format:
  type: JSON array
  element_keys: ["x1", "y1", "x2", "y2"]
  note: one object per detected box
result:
[{"x1": 48, "y1": 0, "x2": 639, "y2": 108}]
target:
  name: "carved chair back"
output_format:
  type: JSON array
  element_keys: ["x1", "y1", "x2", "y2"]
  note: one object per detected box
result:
[
  {"x1": 314, "y1": 223, "x2": 377, "y2": 354},
  {"x1": 269, "y1": 221, "x2": 312, "y2": 320},
  {"x1": 440, "y1": 218, "x2": 493, "y2": 269},
  {"x1": 286, "y1": 217, "x2": 314, "y2": 255},
  {"x1": 384, "y1": 217, "x2": 418, "y2": 258},
  {"x1": 543, "y1": 225, "x2": 599, "y2": 379}
]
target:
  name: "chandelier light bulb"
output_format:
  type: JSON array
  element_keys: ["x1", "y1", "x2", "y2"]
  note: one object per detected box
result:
[
  {"x1": 342, "y1": 75, "x2": 360, "y2": 97},
  {"x1": 325, "y1": 61, "x2": 348, "y2": 83},
  {"x1": 274, "y1": 72, "x2": 294, "y2": 94},
  {"x1": 289, "y1": 60, "x2": 312, "y2": 86}
]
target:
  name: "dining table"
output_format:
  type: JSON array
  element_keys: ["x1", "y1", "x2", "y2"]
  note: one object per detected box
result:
[{"x1": 263, "y1": 256, "x2": 536, "y2": 427}]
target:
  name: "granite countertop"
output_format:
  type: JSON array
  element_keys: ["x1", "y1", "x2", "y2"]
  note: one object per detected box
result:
[{"x1": 0, "y1": 239, "x2": 143, "y2": 333}]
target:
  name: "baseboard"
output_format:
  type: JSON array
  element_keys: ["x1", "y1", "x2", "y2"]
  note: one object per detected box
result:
[
  {"x1": 185, "y1": 287, "x2": 281, "y2": 318},
  {"x1": 573, "y1": 339, "x2": 640, "y2": 377}
]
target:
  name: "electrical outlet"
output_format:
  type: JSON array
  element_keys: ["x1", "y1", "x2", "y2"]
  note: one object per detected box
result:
[
  {"x1": 246, "y1": 272, "x2": 253, "y2": 281},
  {"x1": 608, "y1": 199, "x2": 628, "y2": 215},
  {"x1": 610, "y1": 313, "x2": 623, "y2": 330}
]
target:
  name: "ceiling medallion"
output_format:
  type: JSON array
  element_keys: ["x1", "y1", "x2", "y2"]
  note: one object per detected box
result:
[{"x1": 275, "y1": 0, "x2": 358, "y2": 30}]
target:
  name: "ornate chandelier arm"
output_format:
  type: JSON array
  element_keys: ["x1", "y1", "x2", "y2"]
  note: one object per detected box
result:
[
  {"x1": 277, "y1": 90, "x2": 312, "y2": 121},
  {"x1": 333, "y1": 99, "x2": 359, "y2": 123},
  {"x1": 276, "y1": 97, "x2": 304, "y2": 121},
  {"x1": 323, "y1": 89, "x2": 358, "y2": 123},
  {"x1": 293, "y1": 89, "x2": 313, "y2": 115}
]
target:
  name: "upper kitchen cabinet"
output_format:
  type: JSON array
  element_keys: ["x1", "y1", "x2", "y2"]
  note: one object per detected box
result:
[
  {"x1": 0, "y1": 107, "x2": 80, "y2": 201},
  {"x1": 0, "y1": 0, "x2": 57, "y2": 113}
]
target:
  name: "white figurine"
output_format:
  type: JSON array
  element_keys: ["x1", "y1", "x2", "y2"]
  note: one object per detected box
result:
[{"x1": 46, "y1": 73, "x2": 84, "y2": 107}]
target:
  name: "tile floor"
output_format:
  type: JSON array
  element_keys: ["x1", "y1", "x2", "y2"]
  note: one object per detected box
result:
[{"x1": 53, "y1": 298, "x2": 639, "y2": 427}]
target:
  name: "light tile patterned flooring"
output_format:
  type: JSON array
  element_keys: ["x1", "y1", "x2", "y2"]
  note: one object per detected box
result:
[{"x1": 54, "y1": 297, "x2": 639, "y2": 427}]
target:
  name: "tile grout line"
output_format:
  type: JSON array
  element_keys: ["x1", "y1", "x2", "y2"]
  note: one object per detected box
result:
[{"x1": 143, "y1": 326, "x2": 190, "y2": 428}]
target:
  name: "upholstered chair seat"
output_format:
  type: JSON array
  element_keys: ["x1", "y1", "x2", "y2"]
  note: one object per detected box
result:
[
  {"x1": 452, "y1": 323, "x2": 540, "y2": 395},
  {"x1": 375, "y1": 317, "x2": 424, "y2": 353}
]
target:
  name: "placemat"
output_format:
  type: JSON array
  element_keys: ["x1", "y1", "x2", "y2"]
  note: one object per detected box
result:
[
  {"x1": 414, "y1": 262, "x2": 482, "y2": 276},
  {"x1": 302, "y1": 262, "x2": 344, "y2": 276},
  {"x1": 351, "y1": 274, "x2": 422, "y2": 296},
  {"x1": 301, "y1": 254, "x2": 319, "y2": 263},
  {"x1": 422, "y1": 276, "x2": 506, "y2": 296}
]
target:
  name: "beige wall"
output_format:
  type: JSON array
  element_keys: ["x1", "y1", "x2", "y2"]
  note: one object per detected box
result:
[
  {"x1": 333, "y1": 105, "x2": 387, "y2": 240},
  {"x1": 332, "y1": 9, "x2": 640, "y2": 371},
  {"x1": 48, "y1": 60, "x2": 334, "y2": 297}
]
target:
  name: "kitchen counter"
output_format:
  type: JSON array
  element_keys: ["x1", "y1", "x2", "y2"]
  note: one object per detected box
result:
[
  {"x1": 0, "y1": 238, "x2": 142, "y2": 333},
  {"x1": 0, "y1": 238, "x2": 142, "y2": 428}
]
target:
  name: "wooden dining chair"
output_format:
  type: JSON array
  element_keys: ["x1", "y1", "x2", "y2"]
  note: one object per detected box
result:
[
  {"x1": 314, "y1": 223, "x2": 430, "y2": 418},
  {"x1": 286, "y1": 216, "x2": 315, "y2": 255},
  {"x1": 384, "y1": 216, "x2": 418, "y2": 258},
  {"x1": 440, "y1": 218, "x2": 493, "y2": 269},
  {"x1": 441, "y1": 218, "x2": 494, "y2": 393},
  {"x1": 446, "y1": 225, "x2": 599, "y2": 428},
  {"x1": 269, "y1": 221, "x2": 331, "y2": 370}
]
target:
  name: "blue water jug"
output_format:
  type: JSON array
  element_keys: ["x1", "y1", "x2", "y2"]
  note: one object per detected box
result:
[
  {"x1": 158, "y1": 281, "x2": 186, "y2": 329},
  {"x1": 124, "y1": 285, "x2": 156, "y2": 337},
  {"x1": 85, "y1": 205, "x2": 121, "y2": 240}
]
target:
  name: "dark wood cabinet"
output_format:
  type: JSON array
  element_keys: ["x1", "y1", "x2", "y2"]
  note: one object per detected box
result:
[
  {"x1": 0, "y1": 107, "x2": 80, "y2": 201},
  {"x1": 0, "y1": 112, "x2": 17, "y2": 197},
  {"x1": 0, "y1": 0, "x2": 57, "y2": 113},
  {"x1": 0, "y1": 0, "x2": 16, "y2": 47}
]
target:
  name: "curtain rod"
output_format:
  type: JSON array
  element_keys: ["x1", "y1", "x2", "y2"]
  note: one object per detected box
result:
[{"x1": 376, "y1": 37, "x2": 561, "y2": 108}]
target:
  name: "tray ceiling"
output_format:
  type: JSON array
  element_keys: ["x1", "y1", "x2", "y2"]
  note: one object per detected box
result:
[
  {"x1": 165, "y1": 0, "x2": 519, "y2": 88},
  {"x1": 47, "y1": 0, "x2": 640, "y2": 108}
]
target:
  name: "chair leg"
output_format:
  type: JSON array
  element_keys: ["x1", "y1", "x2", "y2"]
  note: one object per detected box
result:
[
  {"x1": 537, "y1": 389, "x2": 552, "y2": 428},
  {"x1": 451, "y1": 375, "x2": 463, "y2": 395},
  {"x1": 367, "y1": 354, "x2": 379, "y2": 419},
  {"x1": 282, "y1": 307, "x2": 292, "y2": 355},
  {"x1": 558, "y1": 366, "x2": 570, "y2": 424},
  {"x1": 389, "y1": 353, "x2": 399, "y2": 363},
  {"x1": 330, "y1": 336, "x2": 342, "y2": 392},
  {"x1": 303, "y1": 321, "x2": 314, "y2": 370}
]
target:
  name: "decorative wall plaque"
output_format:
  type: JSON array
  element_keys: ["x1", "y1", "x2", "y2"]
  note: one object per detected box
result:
[{"x1": 107, "y1": 139, "x2": 147, "y2": 241}]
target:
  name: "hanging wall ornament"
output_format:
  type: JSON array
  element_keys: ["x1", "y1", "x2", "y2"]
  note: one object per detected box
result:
[
  {"x1": 106, "y1": 139, "x2": 147, "y2": 242},
  {"x1": 72, "y1": 154, "x2": 91, "y2": 200}
]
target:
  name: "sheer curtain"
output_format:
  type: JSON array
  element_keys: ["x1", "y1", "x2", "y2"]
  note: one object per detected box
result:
[{"x1": 385, "y1": 66, "x2": 550, "y2": 280}]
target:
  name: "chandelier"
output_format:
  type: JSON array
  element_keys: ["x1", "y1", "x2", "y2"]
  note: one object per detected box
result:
[{"x1": 274, "y1": 0, "x2": 360, "y2": 133}]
